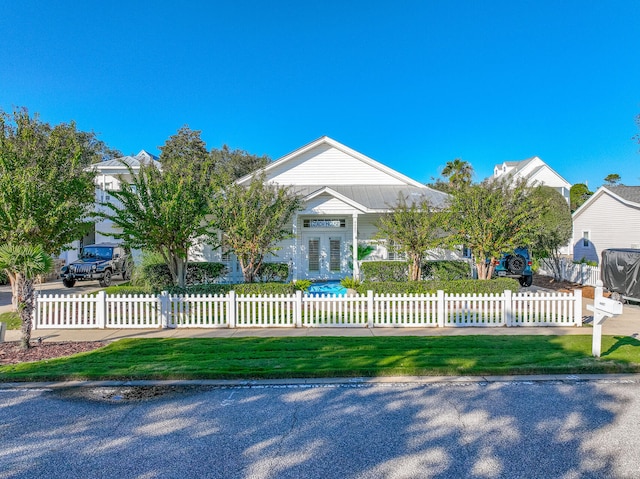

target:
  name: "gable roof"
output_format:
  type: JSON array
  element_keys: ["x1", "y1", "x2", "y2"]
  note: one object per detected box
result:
[
  {"x1": 91, "y1": 150, "x2": 161, "y2": 172},
  {"x1": 494, "y1": 156, "x2": 571, "y2": 189},
  {"x1": 237, "y1": 136, "x2": 426, "y2": 188},
  {"x1": 573, "y1": 185, "x2": 640, "y2": 219}
]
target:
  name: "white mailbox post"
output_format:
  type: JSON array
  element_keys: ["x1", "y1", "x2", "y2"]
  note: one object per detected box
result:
[{"x1": 586, "y1": 281, "x2": 623, "y2": 357}]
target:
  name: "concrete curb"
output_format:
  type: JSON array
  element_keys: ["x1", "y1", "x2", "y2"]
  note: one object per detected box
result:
[{"x1": 2, "y1": 374, "x2": 639, "y2": 390}]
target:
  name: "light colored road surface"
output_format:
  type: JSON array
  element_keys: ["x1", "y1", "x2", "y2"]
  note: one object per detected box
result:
[{"x1": 2, "y1": 378, "x2": 640, "y2": 478}]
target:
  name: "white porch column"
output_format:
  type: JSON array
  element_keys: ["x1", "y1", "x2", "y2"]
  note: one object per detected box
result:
[
  {"x1": 292, "y1": 213, "x2": 298, "y2": 281},
  {"x1": 352, "y1": 212, "x2": 359, "y2": 279}
]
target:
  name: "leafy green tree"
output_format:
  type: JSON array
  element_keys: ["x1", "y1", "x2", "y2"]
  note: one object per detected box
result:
[
  {"x1": 445, "y1": 177, "x2": 545, "y2": 279},
  {"x1": 0, "y1": 244, "x2": 52, "y2": 348},
  {"x1": 211, "y1": 175, "x2": 302, "y2": 283},
  {"x1": 604, "y1": 173, "x2": 621, "y2": 186},
  {"x1": 375, "y1": 195, "x2": 447, "y2": 281},
  {"x1": 441, "y1": 158, "x2": 473, "y2": 189},
  {"x1": 211, "y1": 144, "x2": 270, "y2": 180},
  {"x1": 0, "y1": 108, "x2": 98, "y2": 308},
  {"x1": 530, "y1": 187, "x2": 572, "y2": 280},
  {"x1": 98, "y1": 127, "x2": 220, "y2": 288},
  {"x1": 569, "y1": 183, "x2": 593, "y2": 212}
]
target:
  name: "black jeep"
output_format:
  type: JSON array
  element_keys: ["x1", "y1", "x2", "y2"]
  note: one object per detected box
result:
[{"x1": 60, "y1": 243, "x2": 131, "y2": 288}]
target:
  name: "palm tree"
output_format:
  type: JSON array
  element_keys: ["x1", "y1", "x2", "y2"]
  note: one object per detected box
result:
[
  {"x1": 441, "y1": 159, "x2": 473, "y2": 189},
  {"x1": 0, "y1": 244, "x2": 52, "y2": 349}
]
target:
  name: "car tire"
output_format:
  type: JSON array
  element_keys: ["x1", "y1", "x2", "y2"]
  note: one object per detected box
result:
[
  {"x1": 519, "y1": 275, "x2": 533, "y2": 287},
  {"x1": 62, "y1": 279, "x2": 76, "y2": 288},
  {"x1": 122, "y1": 268, "x2": 131, "y2": 281},
  {"x1": 99, "y1": 270, "x2": 112, "y2": 287},
  {"x1": 506, "y1": 254, "x2": 526, "y2": 275}
]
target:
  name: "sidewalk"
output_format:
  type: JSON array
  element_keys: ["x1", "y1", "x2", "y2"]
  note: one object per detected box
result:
[{"x1": 4, "y1": 297, "x2": 640, "y2": 343}]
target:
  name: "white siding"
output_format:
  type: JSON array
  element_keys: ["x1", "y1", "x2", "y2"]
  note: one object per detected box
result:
[
  {"x1": 267, "y1": 144, "x2": 407, "y2": 186},
  {"x1": 573, "y1": 192, "x2": 640, "y2": 264},
  {"x1": 302, "y1": 194, "x2": 361, "y2": 215}
]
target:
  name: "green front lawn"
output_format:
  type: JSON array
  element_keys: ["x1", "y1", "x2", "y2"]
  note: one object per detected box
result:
[{"x1": 1, "y1": 335, "x2": 640, "y2": 381}]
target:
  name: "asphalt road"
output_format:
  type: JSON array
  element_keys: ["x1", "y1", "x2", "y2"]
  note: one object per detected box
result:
[{"x1": 1, "y1": 378, "x2": 639, "y2": 478}]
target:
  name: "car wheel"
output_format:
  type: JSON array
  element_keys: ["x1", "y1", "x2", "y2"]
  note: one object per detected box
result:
[
  {"x1": 99, "y1": 270, "x2": 112, "y2": 287},
  {"x1": 123, "y1": 269, "x2": 131, "y2": 281},
  {"x1": 519, "y1": 275, "x2": 533, "y2": 287},
  {"x1": 507, "y1": 254, "x2": 526, "y2": 275},
  {"x1": 62, "y1": 279, "x2": 76, "y2": 288}
]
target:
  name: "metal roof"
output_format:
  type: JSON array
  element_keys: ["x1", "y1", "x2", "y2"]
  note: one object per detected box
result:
[{"x1": 290, "y1": 185, "x2": 449, "y2": 211}]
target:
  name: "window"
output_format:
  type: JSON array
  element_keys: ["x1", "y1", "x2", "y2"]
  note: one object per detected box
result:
[
  {"x1": 582, "y1": 231, "x2": 590, "y2": 247},
  {"x1": 308, "y1": 238, "x2": 320, "y2": 272},
  {"x1": 329, "y1": 238, "x2": 341, "y2": 272}
]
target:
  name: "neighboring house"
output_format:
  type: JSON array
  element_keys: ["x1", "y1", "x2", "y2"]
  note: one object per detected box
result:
[
  {"x1": 225, "y1": 136, "x2": 452, "y2": 281},
  {"x1": 60, "y1": 150, "x2": 159, "y2": 265},
  {"x1": 572, "y1": 185, "x2": 640, "y2": 264},
  {"x1": 493, "y1": 156, "x2": 571, "y2": 203}
]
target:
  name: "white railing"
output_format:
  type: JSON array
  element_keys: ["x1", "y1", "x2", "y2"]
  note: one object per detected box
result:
[
  {"x1": 33, "y1": 289, "x2": 583, "y2": 330},
  {"x1": 538, "y1": 259, "x2": 600, "y2": 286}
]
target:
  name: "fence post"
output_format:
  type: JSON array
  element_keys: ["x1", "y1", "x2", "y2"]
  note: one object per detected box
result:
[
  {"x1": 504, "y1": 289, "x2": 513, "y2": 327},
  {"x1": 96, "y1": 290, "x2": 106, "y2": 329},
  {"x1": 437, "y1": 290, "x2": 445, "y2": 327},
  {"x1": 160, "y1": 291, "x2": 170, "y2": 329},
  {"x1": 295, "y1": 290, "x2": 302, "y2": 327},
  {"x1": 367, "y1": 290, "x2": 374, "y2": 328},
  {"x1": 574, "y1": 289, "x2": 583, "y2": 327},
  {"x1": 228, "y1": 290, "x2": 236, "y2": 328}
]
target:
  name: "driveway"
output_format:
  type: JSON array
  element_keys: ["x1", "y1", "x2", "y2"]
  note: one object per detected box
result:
[
  {"x1": 1, "y1": 378, "x2": 640, "y2": 478},
  {"x1": 0, "y1": 280, "x2": 126, "y2": 314}
]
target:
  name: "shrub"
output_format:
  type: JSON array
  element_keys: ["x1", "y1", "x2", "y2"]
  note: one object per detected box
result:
[
  {"x1": 291, "y1": 280, "x2": 311, "y2": 292},
  {"x1": 135, "y1": 262, "x2": 227, "y2": 291},
  {"x1": 355, "y1": 278, "x2": 519, "y2": 295},
  {"x1": 103, "y1": 285, "x2": 154, "y2": 295},
  {"x1": 340, "y1": 277, "x2": 361, "y2": 289},
  {"x1": 256, "y1": 263, "x2": 289, "y2": 283},
  {"x1": 361, "y1": 261, "x2": 409, "y2": 282},
  {"x1": 422, "y1": 261, "x2": 472, "y2": 281},
  {"x1": 0, "y1": 270, "x2": 8, "y2": 285}
]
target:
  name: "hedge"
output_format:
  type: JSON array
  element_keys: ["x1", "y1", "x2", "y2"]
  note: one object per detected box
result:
[
  {"x1": 135, "y1": 262, "x2": 227, "y2": 291},
  {"x1": 256, "y1": 263, "x2": 290, "y2": 283},
  {"x1": 355, "y1": 278, "x2": 519, "y2": 295},
  {"x1": 361, "y1": 260, "x2": 472, "y2": 282}
]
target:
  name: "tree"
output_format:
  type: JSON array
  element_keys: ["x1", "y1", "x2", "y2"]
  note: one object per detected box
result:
[
  {"x1": 0, "y1": 108, "x2": 99, "y2": 309},
  {"x1": 569, "y1": 183, "x2": 593, "y2": 212},
  {"x1": 375, "y1": 195, "x2": 447, "y2": 281},
  {"x1": 529, "y1": 187, "x2": 572, "y2": 280},
  {"x1": 98, "y1": 127, "x2": 220, "y2": 288},
  {"x1": 604, "y1": 173, "x2": 621, "y2": 186},
  {"x1": 211, "y1": 144, "x2": 270, "y2": 180},
  {"x1": 212, "y1": 175, "x2": 302, "y2": 283},
  {"x1": 0, "y1": 244, "x2": 52, "y2": 348},
  {"x1": 441, "y1": 159, "x2": 473, "y2": 189},
  {"x1": 445, "y1": 177, "x2": 545, "y2": 279}
]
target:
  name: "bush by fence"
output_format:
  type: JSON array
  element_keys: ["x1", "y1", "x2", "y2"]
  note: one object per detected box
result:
[
  {"x1": 356, "y1": 278, "x2": 519, "y2": 296},
  {"x1": 134, "y1": 262, "x2": 227, "y2": 291},
  {"x1": 361, "y1": 260, "x2": 472, "y2": 282}
]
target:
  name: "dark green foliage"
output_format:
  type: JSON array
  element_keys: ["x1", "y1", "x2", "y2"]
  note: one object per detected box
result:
[
  {"x1": 355, "y1": 278, "x2": 519, "y2": 295},
  {"x1": 103, "y1": 285, "x2": 155, "y2": 295},
  {"x1": 361, "y1": 261, "x2": 471, "y2": 282},
  {"x1": 256, "y1": 263, "x2": 289, "y2": 283},
  {"x1": 361, "y1": 261, "x2": 409, "y2": 282},
  {"x1": 210, "y1": 144, "x2": 270, "y2": 180},
  {"x1": 570, "y1": 183, "x2": 593, "y2": 212},
  {"x1": 165, "y1": 282, "x2": 295, "y2": 296},
  {"x1": 422, "y1": 261, "x2": 472, "y2": 281},
  {"x1": 0, "y1": 270, "x2": 8, "y2": 285},
  {"x1": 136, "y1": 262, "x2": 227, "y2": 291}
]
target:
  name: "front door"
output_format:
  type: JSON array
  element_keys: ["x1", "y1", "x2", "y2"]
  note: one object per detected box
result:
[{"x1": 302, "y1": 234, "x2": 344, "y2": 279}]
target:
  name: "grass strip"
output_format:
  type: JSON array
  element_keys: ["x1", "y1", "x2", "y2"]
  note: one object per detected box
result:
[{"x1": 1, "y1": 335, "x2": 639, "y2": 382}]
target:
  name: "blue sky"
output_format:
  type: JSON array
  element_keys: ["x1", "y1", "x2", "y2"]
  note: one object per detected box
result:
[{"x1": 1, "y1": 1, "x2": 639, "y2": 188}]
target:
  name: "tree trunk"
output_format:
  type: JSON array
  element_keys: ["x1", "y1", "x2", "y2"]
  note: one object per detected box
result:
[
  {"x1": 409, "y1": 255, "x2": 421, "y2": 281},
  {"x1": 476, "y1": 261, "x2": 495, "y2": 280},
  {"x1": 175, "y1": 258, "x2": 187, "y2": 288},
  {"x1": 15, "y1": 273, "x2": 35, "y2": 349}
]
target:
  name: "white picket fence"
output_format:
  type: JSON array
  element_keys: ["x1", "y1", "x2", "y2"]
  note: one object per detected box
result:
[
  {"x1": 538, "y1": 259, "x2": 600, "y2": 286},
  {"x1": 33, "y1": 289, "x2": 583, "y2": 329}
]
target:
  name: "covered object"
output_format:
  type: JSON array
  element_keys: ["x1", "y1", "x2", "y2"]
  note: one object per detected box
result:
[{"x1": 601, "y1": 249, "x2": 640, "y2": 301}]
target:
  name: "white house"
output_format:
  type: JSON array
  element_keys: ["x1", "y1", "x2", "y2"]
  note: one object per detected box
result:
[
  {"x1": 493, "y1": 156, "x2": 571, "y2": 203},
  {"x1": 229, "y1": 136, "x2": 451, "y2": 281},
  {"x1": 82, "y1": 138, "x2": 454, "y2": 282},
  {"x1": 572, "y1": 185, "x2": 640, "y2": 264}
]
